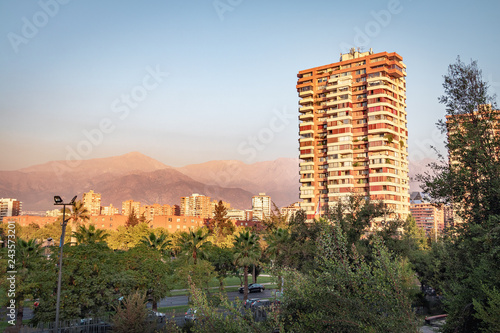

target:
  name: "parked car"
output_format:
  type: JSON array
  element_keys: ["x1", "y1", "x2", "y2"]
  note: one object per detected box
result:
[
  {"x1": 239, "y1": 283, "x2": 265, "y2": 293},
  {"x1": 147, "y1": 310, "x2": 166, "y2": 322},
  {"x1": 244, "y1": 298, "x2": 261, "y2": 308},
  {"x1": 184, "y1": 308, "x2": 202, "y2": 323},
  {"x1": 250, "y1": 299, "x2": 273, "y2": 308}
]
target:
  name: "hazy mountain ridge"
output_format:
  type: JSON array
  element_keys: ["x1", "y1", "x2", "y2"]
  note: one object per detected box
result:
[
  {"x1": 176, "y1": 157, "x2": 300, "y2": 208},
  {"x1": 0, "y1": 151, "x2": 433, "y2": 211},
  {"x1": 0, "y1": 152, "x2": 299, "y2": 211},
  {"x1": 18, "y1": 151, "x2": 169, "y2": 177}
]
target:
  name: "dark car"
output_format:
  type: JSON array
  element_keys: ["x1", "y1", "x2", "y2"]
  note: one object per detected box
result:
[
  {"x1": 250, "y1": 299, "x2": 273, "y2": 308},
  {"x1": 239, "y1": 283, "x2": 265, "y2": 293},
  {"x1": 244, "y1": 298, "x2": 260, "y2": 308}
]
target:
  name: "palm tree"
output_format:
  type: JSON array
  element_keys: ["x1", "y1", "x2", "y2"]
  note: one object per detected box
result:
[
  {"x1": 233, "y1": 231, "x2": 261, "y2": 301},
  {"x1": 14, "y1": 238, "x2": 42, "y2": 326},
  {"x1": 65, "y1": 200, "x2": 90, "y2": 244},
  {"x1": 68, "y1": 200, "x2": 91, "y2": 226},
  {"x1": 265, "y1": 227, "x2": 290, "y2": 291},
  {"x1": 140, "y1": 231, "x2": 172, "y2": 254},
  {"x1": 72, "y1": 225, "x2": 110, "y2": 245},
  {"x1": 17, "y1": 238, "x2": 42, "y2": 268},
  {"x1": 177, "y1": 229, "x2": 211, "y2": 265}
]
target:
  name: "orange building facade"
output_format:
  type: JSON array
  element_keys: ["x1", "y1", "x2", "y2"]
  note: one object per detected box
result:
[
  {"x1": 180, "y1": 194, "x2": 212, "y2": 219},
  {"x1": 122, "y1": 200, "x2": 141, "y2": 217},
  {"x1": 82, "y1": 190, "x2": 101, "y2": 216},
  {"x1": 140, "y1": 204, "x2": 180, "y2": 221},
  {"x1": 297, "y1": 49, "x2": 409, "y2": 221},
  {"x1": 410, "y1": 203, "x2": 444, "y2": 238},
  {"x1": 8, "y1": 214, "x2": 206, "y2": 232}
]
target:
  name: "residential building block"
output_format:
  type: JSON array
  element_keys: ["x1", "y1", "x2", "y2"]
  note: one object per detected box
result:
[
  {"x1": 252, "y1": 193, "x2": 271, "y2": 221},
  {"x1": 82, "y1": 190, "x2": 101, "y2": 216},
  {"x1": 297, "y1": 48, "x2": 409, "y2": 221}
]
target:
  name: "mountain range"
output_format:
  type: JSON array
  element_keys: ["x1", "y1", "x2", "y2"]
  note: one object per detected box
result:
[
  {"x1": 0, "y1": 152, "x2": 428, "y2": 212},
  {"x1": 0, "y1": 152, "x2": 300, "y2": 211}
]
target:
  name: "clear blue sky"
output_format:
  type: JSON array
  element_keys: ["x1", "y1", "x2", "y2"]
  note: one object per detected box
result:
[{"x1": 1, "y1": 0, "x2": 499, "y2": 170}]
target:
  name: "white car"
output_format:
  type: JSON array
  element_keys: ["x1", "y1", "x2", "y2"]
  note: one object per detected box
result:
[{"x1": 147, "y1": 310, "x2": 166, "y2": 322}]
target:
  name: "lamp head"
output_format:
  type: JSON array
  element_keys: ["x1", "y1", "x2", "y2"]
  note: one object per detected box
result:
[
  {"x1": 70, "y1": 196, "x2": 77, "y2": 204},
  {"x1": 54, "y1": 196, "x2": 63, "y2": 204}
]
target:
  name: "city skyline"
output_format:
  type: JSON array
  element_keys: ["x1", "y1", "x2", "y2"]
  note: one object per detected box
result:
[{"x1": 1, "y1": 1, "x2": 500, "y2": 171}]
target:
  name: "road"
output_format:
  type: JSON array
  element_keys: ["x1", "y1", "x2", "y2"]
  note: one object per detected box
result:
[
  {"x1": 156, "y1": 287, "x2": 276, "y2": 308},
  {"x1": 19, "y1": 286, "x2": 275, "y2": 321}
]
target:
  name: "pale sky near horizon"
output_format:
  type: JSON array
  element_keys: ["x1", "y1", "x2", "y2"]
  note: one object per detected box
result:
[{"x1": 1, "y1": 0, "x2": 499, "y2": 171}]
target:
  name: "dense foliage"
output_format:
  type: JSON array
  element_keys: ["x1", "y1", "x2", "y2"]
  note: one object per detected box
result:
[
  {"x1": 280, "y1": 223, "x2": 418, "y2": 333},
  {"x1": 417, "y1": 57, "x2": 500, "y2": 332}
]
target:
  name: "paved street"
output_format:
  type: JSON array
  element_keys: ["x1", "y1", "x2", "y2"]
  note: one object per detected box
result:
[
  {"x1": 19, "y1": 285, "x2": 275, "y2": 321},
  {"x1": 157, "y1": 286, "x2": 276, "y2": 308}
]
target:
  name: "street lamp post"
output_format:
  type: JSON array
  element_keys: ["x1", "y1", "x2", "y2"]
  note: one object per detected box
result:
[{"x1": 53, "y1": 195, "x2": 76, "y2": 332}]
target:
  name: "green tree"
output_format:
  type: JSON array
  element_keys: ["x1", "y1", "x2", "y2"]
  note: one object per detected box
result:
[
  {"x1": 68, "y1": 200, "x2": 91, "y2": 227},
  {"x1": 417, "y1": 57, "x2": 500, "y2": 332},
  {"x1": 32, "y1": 242, "x2": 124, "y2": 323},
  {"x1": 177, "y1": 228, "x2": 211, "y2": 265},
  {"x1": 262, "y1": 202, "x2": 288, "y2": 232},
  {"x1": 275, "y1": 210, "x2": 326, "y2": 274},
  {"x1": 120, "y1": 246, "x2": 174, "y2": 312},
  {"x1": 175, "y1": 260, "x2": 215, "y2": 292},
  {"x1": 207, "y1": 200, "x2": 235, "y2": 242},
  {"x1": 325, "y1": 194, "x2": 388, "y2": 247},
  {"x1": 3, "y1": 238, "x2": 44, "y2": 328},
  {"x1": 264, "y1": 227, "x2": 290, "y2": 290},
  {"x1": 125, "y1": 208, "x2": 140, "y2": 228},
  {"x1": 72, "y1": 224, "x2": 110, "y2": 245},
  {"x1": 67, "y1": 200, "x2": 90, "y2": 244},
  {"x1": 184, "y1": 279, "x2": 282, "y2": 333},
  {"x1": 473, "y1": 286, "x2": 500, "y2": 333},
  {"x1": 112, "y1": 291, "x2": 156, "y2": 333},
  {"x1": 140, "y1": 231, "x2": 172, "y2": 255},
  {"x1": 233, "y1": 231, "x2": 261, "y2": 301},
  {"x1": 206, "y1": 244, "x2": 237, "y2": 292},
  {"x1": 18, "y1": 222, "x2": 40, "y2": 240},
  {"x1": 280, "y1": 223, "x2": 418, "y2": 333},
  {"x1": 33, "y1": 221, "x2": 67, "y2": 245},
  {"x1": 107, "y1": 223, "x2": 150, "y2": 250},
  {"x1": 418, "y1": 57, "x2": 500, "y2": 226},
  {"x1": 402, "y1": 214, "x2": 428, "y2": 252}
]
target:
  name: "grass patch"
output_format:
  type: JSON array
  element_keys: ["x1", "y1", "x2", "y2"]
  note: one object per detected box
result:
[
  {"x1": 0, "y1": 320, "x2": 30, "y2": 331},
  {"x1": 0, "y1": 286, "x2": 7, "y2": 307}
]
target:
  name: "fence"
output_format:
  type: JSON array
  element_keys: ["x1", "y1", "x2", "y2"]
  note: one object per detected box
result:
[
  {"x1": 19, "y1": 317, "x2": 111, "y2": 333},
  {"x1": 17, "y1": 314, "x2": 187, "y2": 333}
]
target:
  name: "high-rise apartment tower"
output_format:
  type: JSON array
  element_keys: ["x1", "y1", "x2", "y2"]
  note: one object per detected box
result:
[
  {"x1": 181, "y1": 193, "x2": 212, "y2": 219},
  {"x1": 252, "y1": 193, "x2": 271, "y2": 221},
  {"x1": 82, "y1": 190, "x2": 101, "y2": 216},
  {"x1": 0, "y1": 198, "x2": 22, "y2": 222},
  {"x1": 297, "y1": 49, "x2": 409, "y2": 221}
]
